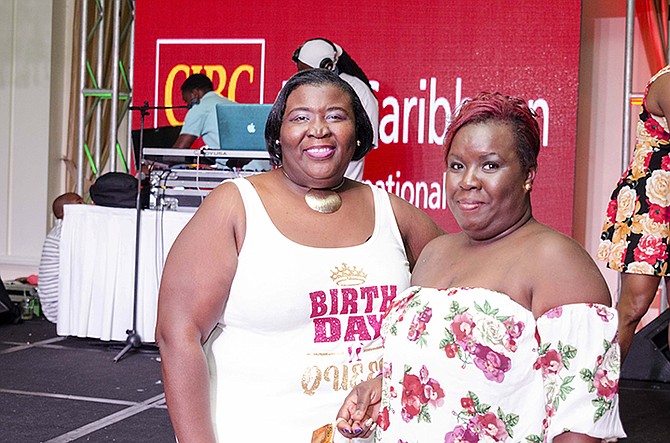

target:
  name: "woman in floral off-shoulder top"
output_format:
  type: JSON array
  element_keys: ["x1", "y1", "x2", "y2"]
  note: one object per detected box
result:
[{"x1": 335, "y1": 92, "x2": 626, "y2": 442}]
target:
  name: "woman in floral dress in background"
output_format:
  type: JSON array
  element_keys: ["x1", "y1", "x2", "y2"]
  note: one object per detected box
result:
[
  {"x1": 598, "y1": 64, "x2": 670, "y2": 363},
  {"x1": 335, "y1": 92, "x2": 626, "y2": 442}
]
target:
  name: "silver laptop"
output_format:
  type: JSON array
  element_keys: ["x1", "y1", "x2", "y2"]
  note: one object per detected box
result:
[{"x1": 216, "y1": 103, "x2": 272, "y2": 158}]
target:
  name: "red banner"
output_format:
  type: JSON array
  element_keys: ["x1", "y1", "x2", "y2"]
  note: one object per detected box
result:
[{"x1": 134, "y1": 0, "x2": 581, "y2": 234}]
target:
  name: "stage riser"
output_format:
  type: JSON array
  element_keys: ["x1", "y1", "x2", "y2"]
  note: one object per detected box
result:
[{"x1": 621, "y1": 309, "x2": 670, "y2": 383}]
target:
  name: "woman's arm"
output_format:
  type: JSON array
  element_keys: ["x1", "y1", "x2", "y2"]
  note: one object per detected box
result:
[
  {"x1": 644, "y1": 70, "x2": 670, "y2": 118},
  {"x1": 155, "y1": 182, "x2": 245, "y2": 442},
  {"x1": 529, "y1": 228, "x2": 620, "y2": 442},
  {"x1": 388, "y1": 193, "x2": 445, "y2": 270}
]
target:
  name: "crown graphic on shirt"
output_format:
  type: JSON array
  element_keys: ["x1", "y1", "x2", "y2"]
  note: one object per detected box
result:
[{"x1": 330, "y1": 263, "x2": 367, "y2": 286}]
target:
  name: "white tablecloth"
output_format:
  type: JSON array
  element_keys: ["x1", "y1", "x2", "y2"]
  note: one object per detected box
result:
[{"x1": 57, "y1": 204, "x2": 194, "y2": 342}]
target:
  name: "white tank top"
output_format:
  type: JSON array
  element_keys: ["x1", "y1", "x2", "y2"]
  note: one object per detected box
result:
[{"x1": 205, "y1": 178, "x2": 410, "y2": 442}]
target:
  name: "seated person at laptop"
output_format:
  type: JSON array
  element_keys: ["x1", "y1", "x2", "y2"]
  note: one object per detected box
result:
[
  {"x1": 173, "y1": 73, "x2": 234, "y2": 150},
  {"x1": 174, "y1": 73, "x2": 271, "y2": 172}
]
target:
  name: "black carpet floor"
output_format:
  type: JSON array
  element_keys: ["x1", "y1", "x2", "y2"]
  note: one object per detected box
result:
[
  {"x1": 0, "y1": 317, "x2": 173, "y2": 442},
  {"x1": 1, "y1": 317, "x2": 669, "y2": 442}
]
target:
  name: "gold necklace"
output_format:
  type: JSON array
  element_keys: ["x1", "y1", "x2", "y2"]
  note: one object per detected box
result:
[{"x1": 281, "y1": 168, "x2": 345, "y2": 214}]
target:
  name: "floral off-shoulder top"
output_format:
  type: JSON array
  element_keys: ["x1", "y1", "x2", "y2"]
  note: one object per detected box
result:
[{"x1": 376, "y1": 287, "x2": 626, "y2": 443}]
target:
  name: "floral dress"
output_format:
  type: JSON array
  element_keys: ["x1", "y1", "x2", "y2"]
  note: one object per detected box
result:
[
  {"x1": 375, "y1": 287, "x2": 626, "y2": 443},
  {"x1": 598, "y1": 65, "x2": 670, "y2": 275}
]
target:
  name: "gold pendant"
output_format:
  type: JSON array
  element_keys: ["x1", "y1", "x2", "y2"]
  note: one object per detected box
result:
[{"x1": 304, "y1": 189, "x2": 342, "y2": 214}]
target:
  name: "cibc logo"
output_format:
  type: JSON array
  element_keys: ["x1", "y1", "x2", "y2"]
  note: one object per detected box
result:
[
  {"x1": 163, "y1": 63, "x2": 256, "y2": 126},
  {"x1": 154, "y1": 39, "x2": 266, "y2": 128}
]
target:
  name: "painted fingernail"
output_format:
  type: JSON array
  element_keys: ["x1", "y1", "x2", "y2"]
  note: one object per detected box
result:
[
  {"x1": 364, "y1": 418, "x2": 374, "y2": 427},
  {"x1": 354, "y1": 428, "x2": 362, "y2": 434}
]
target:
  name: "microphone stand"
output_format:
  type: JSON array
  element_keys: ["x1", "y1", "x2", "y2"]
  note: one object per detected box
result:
[{"x1": 113, "y1": 101, "x2": 188, "y2": 363}]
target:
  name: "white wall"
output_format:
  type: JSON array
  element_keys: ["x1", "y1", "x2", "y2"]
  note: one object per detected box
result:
[
  {"x1": 0, "y1": 0, "x2": 54, "y2": 279},
  {"x1": 48, "y1": 1, "x2": 76, "y2": 229}
]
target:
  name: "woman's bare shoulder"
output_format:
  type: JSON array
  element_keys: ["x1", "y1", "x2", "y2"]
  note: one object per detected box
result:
[
  {"x1": 521, "y1": 223, "x2": 612, "y2": 314},
  {"x1": 192, "y1": 179, "x2": 244, "y2": 219},
  {"x1": 413, "y1": 232, "x2": 462, "y2": 267},
  {"x1": 386, "y1": 191, "x2": 444, "y2": 234},
  {"x1": 384, "y1": 190, "x2": 445, "y2": 268},
  {"x1": 523, "y1": 223, "x2": 592, "y2": 264},
  {"x1": 176, "y1": 180, "x2": 247, "y2": 246}
]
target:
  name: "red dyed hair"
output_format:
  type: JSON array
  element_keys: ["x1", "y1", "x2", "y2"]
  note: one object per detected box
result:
[{"x1": 443, "y1": 92, "x2": 540, "y2": 172}]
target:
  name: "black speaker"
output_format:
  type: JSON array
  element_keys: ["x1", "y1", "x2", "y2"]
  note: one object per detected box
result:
[{"x1": 621, "y1": 308, "x2": 670, "y2": 383}]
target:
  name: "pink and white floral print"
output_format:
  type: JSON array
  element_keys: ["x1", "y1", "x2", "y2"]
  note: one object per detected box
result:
[
  {"x1": 438, "y1": 299, "x2": 521, "y2": 383},
  {"x1": 375, "y1": 287, "x2": 625, "y2": 443},
  {"x1": 444, "y1": 391, "x2": 519, "y2": 442}
]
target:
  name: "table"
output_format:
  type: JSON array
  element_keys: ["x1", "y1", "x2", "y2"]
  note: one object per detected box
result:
[{"x1": 57, "y1": 204, "x2": 193, "y2": 342}]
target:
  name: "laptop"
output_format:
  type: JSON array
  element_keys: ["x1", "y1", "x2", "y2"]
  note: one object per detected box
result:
[
  {"x1": 131, "y1": 125, "x2": 185, "y2": 164},
  {"x1": 132, "y1": 124, "x2": 182, "y2": 149},
  {"x1": 216, "y1": 103, "x2": 272, "y2": 158}
]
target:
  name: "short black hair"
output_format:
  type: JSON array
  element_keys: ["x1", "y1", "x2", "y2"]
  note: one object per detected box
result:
[
  {"x1": 264, "y1": 69, "x2": 373, "y2": 167},
  {"x1": 53, "y1": 192, "x2": 83, "y2": 219},
  {"x1": 180, "y1": 73, "x2": 213, "y2": 93}
]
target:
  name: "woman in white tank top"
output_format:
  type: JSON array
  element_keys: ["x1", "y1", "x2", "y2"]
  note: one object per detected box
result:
[{"x1": 156, "y1": 69, "x2": 444, "y2": 443}]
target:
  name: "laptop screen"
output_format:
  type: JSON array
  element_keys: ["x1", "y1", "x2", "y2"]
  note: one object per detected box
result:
[
  {"x1": 216, "y1": 103, "x2": 272, "y2": 153},
  {"x1": 131, "y1": 125, "x2": 183, "y2": 164}
]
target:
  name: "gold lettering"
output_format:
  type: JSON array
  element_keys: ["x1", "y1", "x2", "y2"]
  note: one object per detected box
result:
[
  {"x1": 190, "y1": 64, "x2": 203, "y2": 74},
  {"x1": 349, "y1": 363, "x2": 364, "y2": 389},
  {"x1": 301, "y1": 358, "x2": 383, "y2": 396},
  {"x1": 341, "y1": 365, "x2": 349, "y2": 390},
  {"x1": 367, "y1": 359, "x2": 382, "y2": 380},
  {"x1": 302, "y1": 366, "x2": 322, "y2": 396},
  {"x1": 165, "y1": 64, "x2": 190, "y2": 126},
  {"x1": 323, "y1": 365, "x2": 340, "y2": 391},
  {"x1": 228, "y1": 64, "x2": 254, "y2": 102}
]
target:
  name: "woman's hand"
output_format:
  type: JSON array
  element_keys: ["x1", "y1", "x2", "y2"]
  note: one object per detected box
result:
[{"x1": 335, "y1": 375, "x2": 382, "y2": 439}]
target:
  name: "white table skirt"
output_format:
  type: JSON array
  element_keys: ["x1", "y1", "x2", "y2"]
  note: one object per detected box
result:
[{"x1": 57, "y1": 204, "x2": 194, "y2": 342}]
